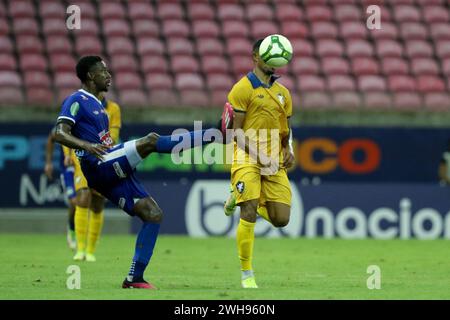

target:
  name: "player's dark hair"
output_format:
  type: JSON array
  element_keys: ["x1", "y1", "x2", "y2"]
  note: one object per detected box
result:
[
  {"x1": 252, "y1": 38, "x2": 264, "y2": 54},
  {"x1": 76, "y1": 55, "x2": 103, "y2": 83}
]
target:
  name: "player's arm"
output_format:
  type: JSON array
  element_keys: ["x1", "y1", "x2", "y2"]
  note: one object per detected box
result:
[
  {"x1": 44, "y1": 128, "x2": 56, "y2": 179},
  {"x1": 281, "y1": 118, "x2": 295, "y2": 169},
  {"x1": 54, "y1": 122, "x2": 109, "y2": 160}
]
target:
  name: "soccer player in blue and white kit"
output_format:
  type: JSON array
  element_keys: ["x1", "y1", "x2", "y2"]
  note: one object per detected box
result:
[{"x1": 54, "y1": 56, "x2": 233, "y2": 289}]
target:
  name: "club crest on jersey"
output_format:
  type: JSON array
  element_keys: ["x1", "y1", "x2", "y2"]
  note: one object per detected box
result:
[
  {"x1": 98, "y1": 130, "x2": 113, "y2": 146},
  {"x1": 236, "y1": 181, "x2": 245, "y2": 193},
  {"x1": 277, "y1": 93, "x2": 285, "y2": 105},
  {"x1": 70, "y1": 102, "x2": 80, "y2": 116}
]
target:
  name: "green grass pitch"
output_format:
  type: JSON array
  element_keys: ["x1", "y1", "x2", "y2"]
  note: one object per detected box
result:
[{"x1": 1, "y1": 233, "x2": 450, "y2": 300}]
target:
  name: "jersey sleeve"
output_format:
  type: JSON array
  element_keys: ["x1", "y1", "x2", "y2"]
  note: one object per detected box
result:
[
  {"x1": 285, "y1": 89, "x2": 293, "y2": 118},
  {"x1": 228, "y1": 80, "x2": 251, "y2": 113},
  {"x1": 57, "y1": 96, "x2": 82, "y2": 125}
]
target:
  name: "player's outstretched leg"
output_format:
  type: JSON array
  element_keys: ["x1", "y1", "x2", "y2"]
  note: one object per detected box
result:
[{"x1": 122, "y1": 197, "x2": 162, "y2": 289}]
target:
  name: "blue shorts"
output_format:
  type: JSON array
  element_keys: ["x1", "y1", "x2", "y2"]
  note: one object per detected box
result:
[
  {"x1": 80, "y1": 141, "x2": 149, "y2": 216},
  {"x1": 60, "y1": 167, "x2": 76, "y2": 199}
]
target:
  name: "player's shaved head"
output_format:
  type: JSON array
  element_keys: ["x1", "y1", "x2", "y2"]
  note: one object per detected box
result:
[{"x1": 76, "y1": 55, "x2": 103, "y2": 83}]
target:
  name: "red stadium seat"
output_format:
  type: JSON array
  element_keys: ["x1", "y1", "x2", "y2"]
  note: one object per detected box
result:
[
  {"x1": 277, "y1": 75, "x2": 295, "y2": 91},
  {"x1": 49, "y1": 54, "x2": 76, "y2": 72},
  {"x1": 370, "y1": 22, "x2": 399, "y2": 40},
  {"x1": 275, "y1": 4, "x2": 303, "y2": 22},
  {"x1": 179, "y1": 90, "x2": 209, "y2": 108},
  {"x1": 230, "y1": 55, "x2": 253, "y2": 77},
  {"x1": 340, "y1": 22, "x2": 367, "y2": 39},
  {"x1": 297, "y1": 75, "x2": 326, "y2": 91},
  {"x1": 46, "y1": 36, "x2": 72, "y2": 54},
  {"x1": 0, "y1": 38, "x2": 13, "y2": 53},
  {"x1": 74, "y1": 2, "x2": 96, "y2": 19},
  {"x1": 217, "y1": 4, "x2": 245, "y2": 21},
  {"x1": 75, "y1": 36, "x2": 102, "y2": 56},
  {"x1": 316, "y1": 40, "x2": 344, "y2": 57},
  {"x1": 333, "y1": 92, "x2": 362, "y2": 109},
  {"x1": 424, "y1": 93, "x2": 450, "y2": 111},
  {"x1": 19, "y1": 54, "x2": 47, "y2": 72},
  {"x1": 0, "y1": 19, "x2": 9, "y2": 36},
  {"x1": 162, "y1": 20, "x2": 190, "y2": 38},
  {"x1": 351, "y1": 57, "x2": 379, "y2": 75},
  {"x1": 127, "y1": 2, "x2": 154, "y2": 20},
  {"x1": 334, "y1": 5, "x2": 361, "y2": 21},
  {"x1": 132, "y1": 20, "x2": 159, "y2": 37},
  {"x1": 26, "y1": 88, "x2": 54, "y2": 106},
  {"x1": 393, "y1": 5, "x2": 421, "y2": 22},
  {"x1": 141, "y1": 56, "x2": 169, "y2": 74},
  {"x1": 119, "y1": 89, "x2": 148, "y2": 107},
  {"x1": 222, "y1": 21, "x2": 250, "y2": 38},
  {"x1": 292, "y1": 39, "x2": 314, "y2": 57},
  {"x1": 145, "y1": 73, "x2": 174, "y2": 90},
  {"x1": 157, "y1": 3, "x2": 184, "y2": 19},
  {"x1": 167, "y1": 38, "x2": 195, "y2": 56},
  {"x1": 227, "y1": 38, "x2": 252, "y2": 56},
  {"x1": 23, "y1": 71, "x2": 51, "y2": 88},
  {"x1": 333, "y1": 0, "x2": 358, "y2": 4},
  {"x1": 106, "y1": 37, "x2": 134, "y2": 55},
  {"x1": 114, "y1": 72, "x2": 142, "y2": 90},
  {"x1": 443, "y1": 58, "x2": 450, "y2": 77},
  {"x1": 303, "y1": 0, "x2": 328, "y2": 5},
  {"x1": 417, "y1": 75, "x2": 445, "y2": 92},
  {"x1": 327, "y1": 75, "x2": 356, "y2": 91},
  {"x1": 196, "y1": 39, "x2": 224, "y2": 56},
  {"x1": 376, "y1": 40, "x2": 403, "y2": 58},
  {"x1": 358, "y1": 75, "x2": 387, "y2": 92},
  {"x1": 388, "y1": 75, "x2": 417, "y2": 91},
  {"x1": 57, "y1": 88, "x2": 78, "y2": 104},
  {"x1": 149, "y1": 90, "x2": 179, "y2": 107},
  {"x1": 435, "y1": 41, "x2": 450, "y2": 59},
  {"x1": 250, "y1": 21, "x2": 279, "y2": 39},
  {"x1": 405, "y1": 40, "x2": 433, "y2": 58},
  {"x1": 42, "y1": 18, "x2": 68, "y2": 36},
  {"x1": 306, "y1": 6, "x2": 333, "y2": 21},
  {"x1": 393, "y1": 92, "x2": 422, "y2": 111},
  {"x1": 99, "y1": 2, "x2": 126, "y2": 20},
  {"x1": 346, "y1": 40, "x2": 374, "y2": 58},
  {"x1": 188, "y1": 3, "x2": 215, "y2": 20},
  {"x1": 13, "y1": 18, "x2": 39, "y2": 36},
  {"x1": 202, "y1": 56, "x2": 229, "y2": 74},
  {"x1": 72, "y1": 18, "x2": 100, "y2": 36},
  {"x1": 206, "y1": 74, "x2": 233, "y2": 91},
  {"x1": 54, "y1": 72, "x2": 79, "y2": 89},
  {"x1": 364, "y1": 92, "x2": 392, "y2": 110},
  {"x1": 381, "y1": 58, "x2": 409, "y2": 75},
  {"x1": 301, "y1": 92, "x2": 332, "y2": 109},
  {"x1": 291, "y1": 57, "x2": 320, "y2": 75},
  {"x1": 17, "y1": 36, "x2": 44, "y2": 54},
  {"x1": 430, "y1": 23, "x2": 450, "y2": 41},
  {"x1": 137, "y1": 38, "x2": 165, "y2": 57},
  {"x1": 210, "y1": 90, "x2": 229, "y2": 108},
  {"x1": 192, "y1": 20, "x2": 220, "y2": 38},
  {"x1": 416, "y1": 0, "x2": 444, "y2": 5},
  {"x1": 423, "y1": 6, "x2": 449, "y2": 24},
  {"x1": 0, "y1": 54, "x2": 17, "y2": 71},
  {"x1": 410, "y1": 58, "x2": 439, "y2": 76},
  {"x1": 103, "y1": 19, "x2": 131, "y2": 37},
  {"x1": 322, "y1": 57, "x2": 350, "y2": 75},
  {"x1": 246, "y1": 4, "x2": 274, "y2": 21},
  {"x1": 0, "y1": 87, "x2": 25, "y2": 106},
  {"x1": 110, "y1": 54, "x2": 138, "y2": 73},
  {"x1": 400, "y1": 22, "x2": 428, "y2": 40},
  {"x1": 281, "y1": 21, "x2": 309, "y2": 40},
  {"x1": 9, "y1": 1, "x2": 35, "y2": 18},
  {"x1": 171, "y1": 56, "x2": 200, "y2": 73},
  {"x1": 176, "y1": 74, "x2": 204, "y2": 91},
  {"x1": 39, "y1": 1, "x2": 65, "y2": 19},
  {"x1": 311, "y1": 22, "x2": 338, "y2": 39}
]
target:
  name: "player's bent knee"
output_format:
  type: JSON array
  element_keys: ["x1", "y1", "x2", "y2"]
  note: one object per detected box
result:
[
  {"x1": 271, "y1": 216, "x2": 290, "y2": 228},
  {"x1": 134, "y1": 198, "x2": 163, "y2": 223},
  {"x1": 145, "y1": 132, "x2": 160, "y2": 148}
]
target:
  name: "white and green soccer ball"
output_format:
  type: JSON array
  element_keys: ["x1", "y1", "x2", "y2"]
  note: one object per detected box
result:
[{"x1": 259, "y1": 34, "x2": 293, "y2": 68}]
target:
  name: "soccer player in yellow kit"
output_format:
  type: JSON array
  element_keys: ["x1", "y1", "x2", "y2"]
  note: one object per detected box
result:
[
  {"x1": 69, "y1": 93, "x2": 122, "y2": 262},
  {"x1": 224, "y1": 39, "x2": 295, "y2": 288}
]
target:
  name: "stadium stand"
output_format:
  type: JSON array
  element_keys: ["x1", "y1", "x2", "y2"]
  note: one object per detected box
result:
[{"x1": 0, "y1": 0, "x2": 449, "y2": 111}]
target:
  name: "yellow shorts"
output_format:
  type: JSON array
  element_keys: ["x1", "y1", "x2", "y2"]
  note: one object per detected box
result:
[
  {"x1": 231, "y1": 165, "x2": 292, "y2": 206},
  {"x1": 72, "y1": 154, "x2": 102, "y2": 196}
]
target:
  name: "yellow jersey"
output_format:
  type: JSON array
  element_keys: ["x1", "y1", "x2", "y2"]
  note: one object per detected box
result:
[{"x1": 228, "y1": 72, "x2": 292, "y2": 167}]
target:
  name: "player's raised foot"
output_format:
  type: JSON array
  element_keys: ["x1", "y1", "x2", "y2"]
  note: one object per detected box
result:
[
  {"x1": 67, "y1": 229, "x2": 77, "y2": 251},
  {"x1": 241, "y1": 276, "x2": 258, "y2": 289},
  {"x1": 221, "y1": 102, "x2": 234, "y2": 143},
  {"x1": 73, "y1": 251, "x2": 85, "y2": 261},
  {"x1": 85, "y1": 253, "x2": 96, "y2": 262},
  {"x1": 122, "y1": 276, "x2": 157, "y2": 289},
  {"x1": 224, "y1": 187, "x2": 237, "y2": 216}
]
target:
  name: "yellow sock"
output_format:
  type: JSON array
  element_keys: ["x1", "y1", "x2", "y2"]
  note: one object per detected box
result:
[
  {"x1": 237, "y1": 218, "x2": 256, "y2": 271},
  {"x1": 257, "y1": 206, "x2": 272, "y2": 224},
  {"x1": 75, "y1": 206, "x2": 89, "y2": 252},
  {"x1": 86, "y1": 210, "x2": 104, "y2": 255}
]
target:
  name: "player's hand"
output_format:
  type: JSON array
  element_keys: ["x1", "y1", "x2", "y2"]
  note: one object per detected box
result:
[
  {"x1": 64, "y1": 154, "x2": 73, "y2": 167},
  {"x1": 44, "y1": 162, "x2": 53, "y2": 180},
  {"x1": 84, "y1": 143, "x2": 109, "y2": 160},
  {"x1": 282, "y1": 148, "x2": 295, "y2": 169}
]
